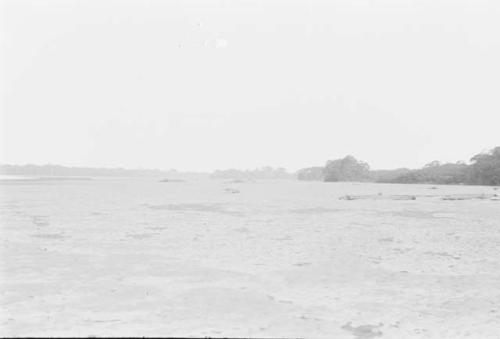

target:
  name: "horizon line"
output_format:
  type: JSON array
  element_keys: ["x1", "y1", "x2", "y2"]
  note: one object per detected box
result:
[{"x1": 0, "y1": 158, "x2": 475, "y2": 174}]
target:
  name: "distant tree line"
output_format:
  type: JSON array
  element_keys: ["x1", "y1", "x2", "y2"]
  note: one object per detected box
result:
[
  {"x1": 297, "y1": 156, "x2": 371, "y2": 182},
  {"x1": 0, "y1": 164, "x2": 179, "y2": 178},
  {"x1": 382, "y1": 161, "x2": 470, "y2": 185},
  {"x1": 296, "y1": 146, "x2": 500, "y2": 186},
  {"x1": 296, "y1": 167, "x2": 325, "y2": 181}
]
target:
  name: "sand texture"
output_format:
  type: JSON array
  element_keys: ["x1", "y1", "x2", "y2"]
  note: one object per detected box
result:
[{"x1": 1, "y1": 178, "x2": 500, "y2": 338}]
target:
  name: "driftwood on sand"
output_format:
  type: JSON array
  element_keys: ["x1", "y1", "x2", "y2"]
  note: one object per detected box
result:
[
  {"x1": 224, "y1": 187, "x2": 240, "y2": 194},
  {"x1": 339, "y1": 194, "x2": 417, "y2": 201},
  {"x1": 441, "y1": 194, "x2": 498, "y2": 201},
  {"x1": 339, "y1": 193, "x2": 499, "y2": 201}
]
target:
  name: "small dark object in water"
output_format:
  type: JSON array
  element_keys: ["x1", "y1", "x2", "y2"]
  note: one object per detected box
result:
[
  {"x1": 429, "y1": 186, "x2": 438, "y2": 190},
  {"x1": 392, "y1": 195, "x2": 416, "y2": 200},
  {"x1": 341, "y1": 322, "x2": 383, "y2": 338},
  {"x1": 339, "y1": 195, "x2": 356, "y2": 200},
  {"x1": 230, "y1": 179, "x2": 246, "y2": 183},
  {"x1": 158, "y1": 178, "x2": 185, "y2": 183}
]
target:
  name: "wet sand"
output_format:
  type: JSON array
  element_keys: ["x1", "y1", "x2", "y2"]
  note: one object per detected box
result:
[{"x1": 1, "y1": 179, "x2": 500, "y2": 338}]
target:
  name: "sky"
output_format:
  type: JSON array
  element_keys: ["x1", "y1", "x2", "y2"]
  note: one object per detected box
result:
[{"x1": 1, "y1": 0, "x2": 499, "y2": 172}]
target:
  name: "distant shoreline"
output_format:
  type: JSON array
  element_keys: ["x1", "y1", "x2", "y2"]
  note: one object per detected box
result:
[{"x1": 2, "y1": 146, "x2": 499, "y2": 186}]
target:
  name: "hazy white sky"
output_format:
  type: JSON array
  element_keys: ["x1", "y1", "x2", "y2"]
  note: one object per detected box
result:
[{"x1": 1, "y1": 0, "x2": 499, "y2": 172}]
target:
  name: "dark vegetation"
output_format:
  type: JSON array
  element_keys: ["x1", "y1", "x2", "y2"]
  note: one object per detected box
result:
[
  {"x1": 297, "y1": 146, "x2": 500, "y2": 186},
  {"x1": 323, "y1": 155, "x2": 371, "y2": 182},
  {"x1": 469, "y1": 147, "x2": 500, "y2": 185},
  {"x1": 386, "y1": 161, "x2": 470, "y2": 185}
]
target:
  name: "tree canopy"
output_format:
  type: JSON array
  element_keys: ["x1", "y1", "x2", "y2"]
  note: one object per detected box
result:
[
  {"x1": 296, "y1": 147, "x2": 500, "y2": 186},
  {"x1": 469, "y1": 147, "x2": 500, "y2": 185},
  {"x1": 323, "y1": 155, "x2": 370, "y2": 182}
]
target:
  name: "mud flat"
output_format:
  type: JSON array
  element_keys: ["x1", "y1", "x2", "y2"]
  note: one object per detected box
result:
[{"x1": 1, "y1": 179, "x2": 500, "y2": 338}]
